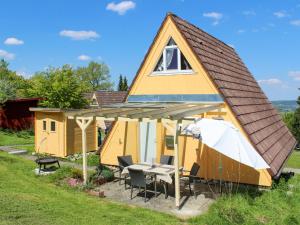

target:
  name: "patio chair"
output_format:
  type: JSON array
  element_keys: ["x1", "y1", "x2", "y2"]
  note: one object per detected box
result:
[
  {"x1": 160, "y1": 155, "x2": 174, "y2": 165},
  {"x1": 117, "y1": 155, "x2": 133, "y2": 189},
  {"x1": 128, "y1": 168, "x2": 154, "y2": 202},
  {"x1": 180, "y1": 162, "x2": 201, "y2": 198}
]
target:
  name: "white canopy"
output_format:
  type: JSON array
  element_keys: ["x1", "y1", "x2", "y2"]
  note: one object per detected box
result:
[{"x1": 184, "y1": 118, "x2": 270, "y2": 169}]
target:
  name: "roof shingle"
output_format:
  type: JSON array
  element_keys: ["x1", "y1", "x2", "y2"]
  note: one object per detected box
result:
[{"x1": 171, "y1": 14, "x2": 296, "y2": 176}]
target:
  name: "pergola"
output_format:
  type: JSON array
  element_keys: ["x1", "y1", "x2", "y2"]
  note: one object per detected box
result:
[{"x1": 66, "y1": 101, "x2": 224, "y2": 207}]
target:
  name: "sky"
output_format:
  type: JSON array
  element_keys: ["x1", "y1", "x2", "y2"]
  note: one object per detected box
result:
[{"x1": 0, "y1": 0, "x2": 300, "y2": 101}]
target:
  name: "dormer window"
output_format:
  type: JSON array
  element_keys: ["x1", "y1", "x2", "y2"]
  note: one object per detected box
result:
[{"x1": 153, "y1": 38, "x2": 192, "y2": 75}]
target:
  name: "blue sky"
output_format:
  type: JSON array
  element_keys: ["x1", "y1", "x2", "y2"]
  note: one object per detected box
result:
[{"x1": 0, "y1": 0, "x2": 300, "y2": 100}]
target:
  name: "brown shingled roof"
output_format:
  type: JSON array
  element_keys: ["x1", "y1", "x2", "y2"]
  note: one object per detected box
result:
[
  {"x1": 169, "y1": 13, "x2": 296, "y2": 177},
  {"x1": 85, "y1": 90, "x2": 127, "y2": 107}
]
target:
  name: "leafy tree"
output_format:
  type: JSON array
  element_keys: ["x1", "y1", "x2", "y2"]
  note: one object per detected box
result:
[
  {"x1": 118, "y1": 75, "x2": 123, "y2": 91},
  {"x1": 282, "y1": 111, "x2": 295, "y2": 133},
  {"x1": 122, "y1": 76, "x2": 128, "y2": 91},
  {"x1": 76, "y1": 61, "x2": 113, "y2": 91},
  {"x1": 28, "y1": 65, "x2": 88, "y2": 109},
  {"x1": 0, "y1": 59, "x2": 28, "y2": 104},
  {"x1": 292, "y1": 96, "x2": 300, "y2": 143},
  {"x1": 0, "y1": 79, "x2": 16, "y2": 104}
]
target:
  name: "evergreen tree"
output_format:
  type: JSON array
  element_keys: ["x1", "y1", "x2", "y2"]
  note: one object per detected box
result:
[
  {"x1": 118, "y1": 75, "x2": 123, "y2": 91},
  {"x1": 122, "y1": 76, "x2": 128, "y2": 91}
]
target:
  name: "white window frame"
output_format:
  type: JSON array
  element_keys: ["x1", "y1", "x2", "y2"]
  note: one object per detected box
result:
[{"x1": 152, "y1": 39, "x2": 193, "y2": 75}]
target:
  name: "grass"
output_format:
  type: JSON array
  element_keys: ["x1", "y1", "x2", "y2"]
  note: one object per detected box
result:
[
  {"x1": 0, "y1": 152, "x2": 181, "y2": 225},
  {"x1": 189, "y1": 177, "x2": 300, "y2": 225},
  {"x1": 75, "y1": 153, "x2": 100, "y2": 167},
  {"x1": 0, "y1": 129, "x2": 34, "y2": 146},
  {"x1": 1, "y1": 152, "x2": 300, "y2": 225},
  {"x1": 286, "y1": 150, "x2": 300, "y2": 169},
  {"x1": 14, "y1": 145, "x2": 35, "y2": 153}
]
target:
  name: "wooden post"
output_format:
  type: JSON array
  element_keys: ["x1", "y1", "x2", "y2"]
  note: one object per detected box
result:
[
  {"x1": 173, "y1": 120, "x2": 180, "y2": 208},
  {"x1": 76, "y1": 117, "x2": 94, "y2": 185}
]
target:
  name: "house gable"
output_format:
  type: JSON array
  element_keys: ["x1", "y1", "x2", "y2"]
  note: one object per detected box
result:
[{"x1": 129, "y1": 16, "x2": 221, "y2": 98}]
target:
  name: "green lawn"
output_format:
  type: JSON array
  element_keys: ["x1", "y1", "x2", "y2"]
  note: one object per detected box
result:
[
  {"x1": 0, "y1": 130, "x2": 34, "y2": 146},
  {"x1": 1, "y1": 152, "x2": 300, "y2": 225},
  {"x1": 286, "y1": 150, "x2": 300, "y2": 169},
  {"x1": 14, "y1": 145, "x2": 35, "y2": 153},
  {"x1": 0, "y1": 152, "x2": 181, "y2": 225}
]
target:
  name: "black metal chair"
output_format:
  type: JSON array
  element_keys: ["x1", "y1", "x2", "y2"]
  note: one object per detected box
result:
[
  {"x1": 180, "y1": 162, "x2": 201, "y2": 198},
  {"x1": 128, "y1": 168, "x2": 154, "y2": 202},
  {"x1": 160, "y1": 155, "x2": 174, "y2": 165},
  {"x1": 117, "y1": 155, "x2": 133, "y2": 189}
]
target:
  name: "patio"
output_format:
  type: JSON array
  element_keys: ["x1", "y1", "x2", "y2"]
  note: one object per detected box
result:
[{"x1": 98, "y1": 178, "x2": 218, "y2": 219}]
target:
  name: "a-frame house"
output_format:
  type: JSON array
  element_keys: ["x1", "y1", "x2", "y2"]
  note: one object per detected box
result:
[{"x1": 100, "y1": 13, "x2": 296, "y2": 186}]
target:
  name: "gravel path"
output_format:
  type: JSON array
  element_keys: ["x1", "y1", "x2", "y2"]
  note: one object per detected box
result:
[{"x1": 0, "y1": 145, "x2": 96, "y2": 170}]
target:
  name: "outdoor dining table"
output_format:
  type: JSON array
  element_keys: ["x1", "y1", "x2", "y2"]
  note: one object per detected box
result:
[{"x1": 122, "y1": 163, "x2": 179, "y2": 197}]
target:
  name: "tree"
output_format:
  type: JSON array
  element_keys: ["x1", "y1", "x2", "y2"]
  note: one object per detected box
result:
[
  {"x1": 76, "y1": 61, "x2": 113, "y2": 91},
  {"x1": 291, "y1": 96, "x2": 300, "y2": 143},
  {"x1": 282, "y1": 111, "x2": 295, "y2": 133},
  {"x1": 117, "y1": 75, "x2": 129, "y2": 91},
  {"x1": 118, "y1": 75, "x2": 123, "y2": 91},
  {"x1": 0, "y1": 59, "x2": 28, "y2": 104},
  {"x1": 122, "y1": 76, "x2": 128, "y2": 91},
  {"x1": 28, "y1": 65, "x2": 88, "y2": 109}
]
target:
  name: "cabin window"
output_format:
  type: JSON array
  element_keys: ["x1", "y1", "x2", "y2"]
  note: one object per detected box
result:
[
  {"x1": 165, "y1": 135, "x2": 174, "y2": 149},
  {"x1": 42, "y1": 120, "x2": 46, "y2": 131},
  {"x1": 50, "y1": 121, "x2": 56, "y2": 132},
  {"x1": 153, "y1": 37, "x2": 192, "y2": 75}
]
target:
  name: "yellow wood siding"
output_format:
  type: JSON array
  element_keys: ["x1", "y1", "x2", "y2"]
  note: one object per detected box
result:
[
  {"x1": 34, "y1": 112, "x2": 98, "y2": 157},
  {"x1": 100, "y1": 16, "x2": 272, "y2": 186}
]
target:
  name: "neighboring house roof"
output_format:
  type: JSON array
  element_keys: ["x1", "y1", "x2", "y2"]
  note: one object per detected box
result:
[
  {"x1": 167, "y1": 13, "x2": 296, "y2": 176},
  {"x1": 85, "y1": 90, "x2": 127, "y2": 107}
]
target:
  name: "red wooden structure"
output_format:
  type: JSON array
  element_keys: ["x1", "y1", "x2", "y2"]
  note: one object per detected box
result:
[{"x1": 0, "y1": 98, "x2": 40, "y2": 130}]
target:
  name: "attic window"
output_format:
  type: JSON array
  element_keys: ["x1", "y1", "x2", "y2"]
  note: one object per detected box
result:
[
  {"x1": 91, "y1": 98, "x2": 98, "y2": 106},
  {"x1": 153, "y1": 37, "x2": 192, "y2": 75}
]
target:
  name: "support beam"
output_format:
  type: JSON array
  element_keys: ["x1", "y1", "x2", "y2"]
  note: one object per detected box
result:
[
  {"x1": 170, "y1": 104, "x2": 222, "y2": 120},
  {"x1": 76, "y1": 117, "x2": 94, "y2": 185},
  {"x1": 173, "y1": 120, "x2": 181, "y2": 208}
]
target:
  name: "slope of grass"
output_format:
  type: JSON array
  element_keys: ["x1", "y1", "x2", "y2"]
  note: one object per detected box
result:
[
  {"x1": 0, "y1": 152, "x2": 181, "y2": 225},
  {"x1": 286, "y1": 150, "x2": 300, "y2": 169},
  {"x1": 0, "y1": 130, "x2": 34, "y2": 146},
  {"x1": 189, "y1": 177, "x2": 300, "y2": 225},
  {"x1": 14, "y1": 145, "x2": 35, "y2": 153}
]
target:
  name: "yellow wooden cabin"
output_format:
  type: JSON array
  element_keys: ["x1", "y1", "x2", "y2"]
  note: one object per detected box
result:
[
  {"x1": 31, "y1": 108, "x2": 98, "y2": 157},
  {"x1": 99, "y1": 13, "x2": 296, "y2": 187}
]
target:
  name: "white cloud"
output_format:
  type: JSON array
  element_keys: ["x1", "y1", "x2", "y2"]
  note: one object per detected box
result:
[
  {"x1": 203, "y1": 12, "x2": 223, "y2": 25},
  {"x1": 290, "y1": 20, "x2": 300, "y2": 26},
  {"x1": 228, "y1": 44, "x2": 235, "y2": 48},
  {"x1": 78, "y1": 54, "x2": 91, "y2": 61},
  {"x1": 59, "y1": 30, "x2": 99, "y2": 40},
  {"x1": 0, "y1": 49, "x2": 15, "y2": 60},
  {"x1": 237, "y1": 29, "x2": 246, "y2": 34},
  {"x1": 106, "y1": 1, "x2": 136, "y2": 15},
  {"x1": 242, "y1": 10, "x2": 256, "y2": 16},
  {"x1": 4, "y1": 37, "x2": 24, "y2": 45},
  {"x1": 273, "y1": 11, "x2": 288, "y2": 18},
  {"x1": 258, "y1": 78, "x2": 282, "y2": 85},
  {"x1": 289, "y1": 71, "x2": 300, "y2": 80}
]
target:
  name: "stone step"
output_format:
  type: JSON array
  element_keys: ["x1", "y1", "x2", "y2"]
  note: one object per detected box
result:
[{"x1": 8, "y1": 150, "x2": 28, "y2": 155}]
